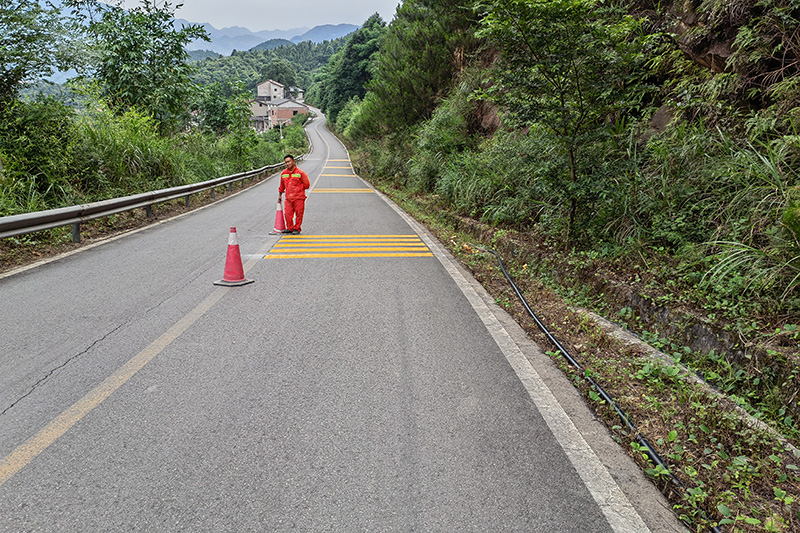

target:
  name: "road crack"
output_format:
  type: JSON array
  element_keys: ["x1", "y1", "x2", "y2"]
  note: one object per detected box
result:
[
  {"x1": 1, "y1": 323, "x2": 126, "y2": 417},
  {"x1": 2, "y1": 269, "x2": 210, "y2": 418}
]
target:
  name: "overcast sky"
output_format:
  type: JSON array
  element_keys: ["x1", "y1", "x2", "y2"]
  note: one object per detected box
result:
[{"x1": 121, "y1": 0, "x2": 402, "y2": 30}]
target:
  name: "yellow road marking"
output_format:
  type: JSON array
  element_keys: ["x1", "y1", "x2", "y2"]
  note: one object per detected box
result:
[
  {"x1": 0, "y1": 292, "x2": 224, "y2": 487},
  {"x1": 324, "y1": 166, "x2": 352, "y2": 169},
  {"x1": 273, "y1": 247, "x2": 430, "y2": 253},
  {"x1": 277, "y1": 239, "x2": 422, "y2": 243},
  {"x1": 282, "y1": 235, "x2": 416, "y2": 239},
  {"x1": 319, "y1": 174, "x2": 357, "y2": 177},
  {"x1": 266, "y1": 253, "x2": 434, "y2": 258},
  {"x1": 0, "y1": 243, "x2": 270, "y2": 488},
  {"x1": 266, "y1": 235, "x2": 432, "y2": 258},
  {"x1": 312, "y1": 189, "x2": 373, "y2": 193},
  {"x1": 274, "y1": 243, "x2": 424, "y2": 248}
]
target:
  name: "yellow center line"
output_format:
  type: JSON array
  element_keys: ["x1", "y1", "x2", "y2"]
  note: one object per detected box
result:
[
  {"x1": 0, "y1": 294, "x2": 223, "y2": 487},
  {"x1": 0, "y1": 244, "x2": 271, "y2": 488}
]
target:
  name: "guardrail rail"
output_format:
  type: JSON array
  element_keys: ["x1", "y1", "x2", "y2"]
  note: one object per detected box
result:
[{"x1": 0, "y1": 155, "x2": 306, "y2": 244}]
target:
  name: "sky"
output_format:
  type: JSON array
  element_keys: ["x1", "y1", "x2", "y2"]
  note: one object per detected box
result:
[{"x1": 121, "y1": 0, "x2": 402, "y2": 31}]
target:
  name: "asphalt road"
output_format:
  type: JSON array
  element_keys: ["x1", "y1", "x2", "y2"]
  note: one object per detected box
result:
[{"x1": 0, "y1": 112, "x2": 684, "y2": 532}]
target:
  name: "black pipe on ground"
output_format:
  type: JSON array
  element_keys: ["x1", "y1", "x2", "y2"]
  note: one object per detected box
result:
[{"x1": 477, "y1": 245, "x2": 723, "y2": 533}]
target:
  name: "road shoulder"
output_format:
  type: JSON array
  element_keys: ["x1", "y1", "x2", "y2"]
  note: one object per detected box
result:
[{"x1": 384, "y1": 192, "x2": 686, "y2": 533}]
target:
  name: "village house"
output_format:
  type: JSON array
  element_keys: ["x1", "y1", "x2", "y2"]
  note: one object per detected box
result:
[
  {"x1": 250, "y1": 80, "x2": 309, "y2": 132},
  {"x1": 249, "y1": 99, "x2": 271, "y2": 132},
  {"x1": 256, "y1": 79, "x2": 285, "y2": 102},
  {"x1": 288, "y1": 86, "x2": 305, "y2": 102},
  {"x1": 269, "y1": 99, "x2": 309, "y2": 129}
]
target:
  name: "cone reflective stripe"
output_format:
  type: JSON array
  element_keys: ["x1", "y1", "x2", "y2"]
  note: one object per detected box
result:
[
  {"x1": 214, "y1": 227, "x2": 254, "y2": 286},
  {"x1": 270, "y1": 199, "x2": 286, "y2": 234}
]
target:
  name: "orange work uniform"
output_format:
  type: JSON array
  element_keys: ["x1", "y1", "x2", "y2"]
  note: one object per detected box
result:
[{"x1": 278, "y1": 166, "x2": 310, "y2": 232}]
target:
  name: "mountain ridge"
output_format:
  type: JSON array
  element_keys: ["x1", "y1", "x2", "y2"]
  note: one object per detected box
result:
[{"x1": 179, "y1": 19, "x2": 359, "y2": 55}]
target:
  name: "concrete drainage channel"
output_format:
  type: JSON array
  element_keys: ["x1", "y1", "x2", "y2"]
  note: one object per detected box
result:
[{"x1": 587, "y1": 311, "x2": 799, "y2": 457}]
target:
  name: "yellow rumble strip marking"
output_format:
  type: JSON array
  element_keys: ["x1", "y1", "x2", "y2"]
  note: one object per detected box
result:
[
  {"x1": 266, "y1": 235, "x2": 433, "y2": 258},
  {"x1": 324, "y1": 166, "x2": 352, "y2": 169},
  {"x1": 268, "y1": 253, "x2": 433, "y2": 258},
  {"x1": 312, "y1": 188, "x2": 374, "y2": 193}
]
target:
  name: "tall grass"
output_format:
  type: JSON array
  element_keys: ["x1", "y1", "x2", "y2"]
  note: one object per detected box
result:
[
  {"x1": 0, "y1": 97, "x2": 80, "y2": 215},
  {"x1": 75, "y1": 103, "x2": 180, "y2": 197},
  {"x1": 0, "y1": 95, "x2": 306, "y2": 217},
  {"x1": 375, "y1": 77, "x2": 800, "y2": 316},
  {"x1": 704, "y1": 137, "x2": 800, "y2": 306}
]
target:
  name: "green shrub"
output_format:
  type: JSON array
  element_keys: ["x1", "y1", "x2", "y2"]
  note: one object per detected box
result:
[
  {"x1": 74, "y1": 103, "x2": 181, "y2": 198},
  {"x1": 0, "y1": 97, "x2": 80, "y2": 215}
]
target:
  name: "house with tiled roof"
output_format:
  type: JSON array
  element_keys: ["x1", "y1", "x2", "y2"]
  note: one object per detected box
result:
[
  {"x1": 256, "y1": 79, "x2": 285, "y2": 102},
  {"x1": 249, "y1": 95, "x2": 309, "y2": 132}
]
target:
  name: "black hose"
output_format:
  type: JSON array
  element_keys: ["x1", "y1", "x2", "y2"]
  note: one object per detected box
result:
[{"x1": 476, "y1": 245, "x2": 723, "y2": 533}]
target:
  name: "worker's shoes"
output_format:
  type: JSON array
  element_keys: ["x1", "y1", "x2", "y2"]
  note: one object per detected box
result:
[
  {"x1": 292, "y1": 230, "x2": 300, "y2": 235},
  {"x1": 281, "y1": 229, "x2": 293, "y2": 233}
]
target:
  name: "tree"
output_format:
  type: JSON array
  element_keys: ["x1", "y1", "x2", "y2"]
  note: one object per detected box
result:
[
  {"x1": 193, "y1": 81, "x2": 252, "y2": 135},
  {"x1": 0, "y1": 0, "x2": 75, "y2": 104},
  {"x1": 261, "y1": 58, "x2": 297, "y2": 92},
  {"x1": 83, "y1": 0, "x2": 208, "y2": 131},
  {"x1": 474, "y1": 0, "x2": 639, "y2": 239},
  {"x1": 315, "y1": 13, "x2": 386, "y2": 123},
  {"x1": 360, "y1": 0, "x2": 480, "y2": 136}
]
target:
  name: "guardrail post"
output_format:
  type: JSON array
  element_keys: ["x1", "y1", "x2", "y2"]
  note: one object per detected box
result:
[
  {"x1": 185, "y1": 195, "x2": 191, "y2": 207},
  {"x1": 227, "y1": 183, "x2": 232, "y2": 192},
  {"x1": 71, "y1": 223, "x2": 81, "y2": 243},
  {"x1": 210, "y1": 188, "x2": 215, "y2": 199},
  {"x1": 146, "y1": 205, "x2": 153, "y2": 218}
]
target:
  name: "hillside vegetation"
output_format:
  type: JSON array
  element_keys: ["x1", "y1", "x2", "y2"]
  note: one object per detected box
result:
[
  {"x1": 311, "y1": 0, "x2": 800, "y2": 530},
  {"x1": 192, "y1": 37, "x2": 346, "y2": 93},
  {"x1": 0, "y1": 0, "x2": 308, "y2": 219}
]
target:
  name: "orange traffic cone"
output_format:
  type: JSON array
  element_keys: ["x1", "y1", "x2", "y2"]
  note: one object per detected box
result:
[
  {"x1": 214, "y1": 227, "x2": 254, "y2": 286},
  {"x1": 269, "y1": 199, "x2": 286, "y2": 235}
]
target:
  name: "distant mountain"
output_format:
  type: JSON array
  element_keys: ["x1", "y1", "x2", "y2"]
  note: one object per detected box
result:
[
  {"x1": 250, "y1": 39, "x2": 296, "y2": 52},
  {"x1": 290, "y1": 24, "x2": 359, "y2": 44},
  {"x1": 179, "y1": 20, "x2": 360, "y2": 56},
  {"x1": 178, "y1": 19, "x2": 309, "y2": 55}
]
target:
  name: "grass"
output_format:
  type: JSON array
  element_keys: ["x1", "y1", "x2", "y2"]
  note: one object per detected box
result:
[{"x1": 0, "y1": 97, "x2": 307, "y2": 218}]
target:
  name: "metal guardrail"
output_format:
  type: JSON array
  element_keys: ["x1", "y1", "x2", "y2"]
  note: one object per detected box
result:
[{"x1": 0, "y1": 155, "x2": 306, "y2": 243}]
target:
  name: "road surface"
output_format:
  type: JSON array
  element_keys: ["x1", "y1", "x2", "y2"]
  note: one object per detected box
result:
[{"x1": 0, "y1": 111, "x2": 684, "y2": 532}]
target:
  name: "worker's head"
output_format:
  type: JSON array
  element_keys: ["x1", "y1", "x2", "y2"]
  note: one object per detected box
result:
[{"x1": 284, "y1": 155, "x2": 296, "y2": 170}]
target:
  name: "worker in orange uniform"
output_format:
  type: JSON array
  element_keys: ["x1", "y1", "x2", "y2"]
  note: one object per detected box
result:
[{"x1": 278, "y1": 154, "x2": 310, "y2": 234}]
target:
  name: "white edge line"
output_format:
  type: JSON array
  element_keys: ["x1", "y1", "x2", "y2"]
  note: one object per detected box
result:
[{"x1": 376, "y1": 189, "x2": 652, "y2": 533}]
